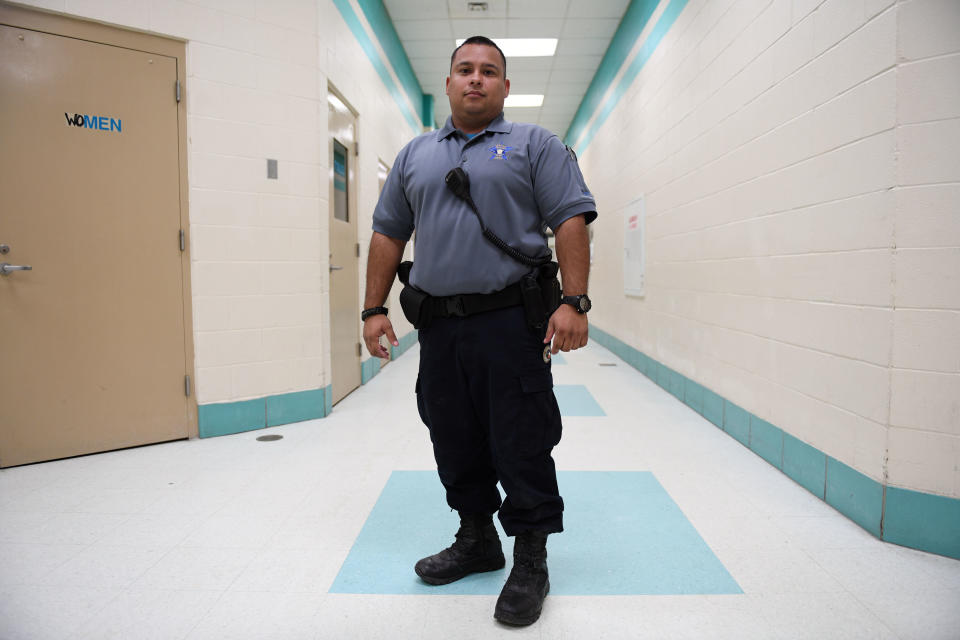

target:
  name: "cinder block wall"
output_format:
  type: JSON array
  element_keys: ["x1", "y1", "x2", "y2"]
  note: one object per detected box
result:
[
  {"x1": 15, "y1": 0, "x2": 420, "y2": 414},
  {"x1": 579, "y1": 0, "x2": 958, "y2": 527}
]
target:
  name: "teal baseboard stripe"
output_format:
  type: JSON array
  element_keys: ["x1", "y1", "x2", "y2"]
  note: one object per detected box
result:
[
  {"x1": 588, "y1": 324, "x2": 960, "y2": 559},
  {"x1": 783, "y1": 432, "x2": 826, "y2": 499},
  {"x1": 198, "y1": 398, "x2": 265, "y2": 438},
  {"x1": 750, "y1": 417, "x2": 784, "y2": 470},
  {"x1": 884, "y1": 487, "x2": 960, "y2": 560},
  {"x1": 199, "y1": 384, "x2": 333, "y2": 438},
  {"x1": 361, "y1": 357, "x2": 382, "y2": 385},
  {"x1": 825, "y1": 457, "x2": 883, "y2": 538},
  {"x1": 723, "y1": 402, "x2": 750, "y2": 447},
  {"x1": 267, "y1": 388, "x2": 326, "y2": 427}
]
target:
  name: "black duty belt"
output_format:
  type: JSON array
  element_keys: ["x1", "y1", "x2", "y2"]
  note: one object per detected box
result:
[{"x1": 430, "y1": 282, "x2": 524, "y2": 319}]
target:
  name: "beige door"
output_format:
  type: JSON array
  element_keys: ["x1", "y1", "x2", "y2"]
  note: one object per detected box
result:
[
  {"x1": 328, "y1": 90, "x2": 360, "y2": 404},
  {"x1": 0, "y1": 17, "x2": 191, "y2": 467}
]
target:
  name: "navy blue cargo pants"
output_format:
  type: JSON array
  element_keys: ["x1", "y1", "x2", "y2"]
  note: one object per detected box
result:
[{"x1": 416, "y1": 304, "x2": 564, "y2": 536}]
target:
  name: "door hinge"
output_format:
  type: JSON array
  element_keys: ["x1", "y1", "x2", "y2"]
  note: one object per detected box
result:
[
  {"x1": 175, "y1": 80, "x2": 181, "y2": 103},
  {"x1": 184, "y1": 374, "x2": 191, "y2": 397},
  {"x1": 355, "y1": 242, "x2": 360, "y2": 257},
  {"x1": 354, "y1": 141, "x2": 359, "y2": 156},
  {"x1": 179, "y1": 229, "x2": 185, "y2": 252},
  {"x1": 356, "y1": 342, "x2": 361, "y2": 357}
]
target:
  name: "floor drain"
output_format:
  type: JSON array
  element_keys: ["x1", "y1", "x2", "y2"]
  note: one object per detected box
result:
[
  {"x1": 599, "y1": 363, "x2": 617, "y2": 367},
  {"x1": 256, "y1": 434, "x2": 283, "y2": 442}
]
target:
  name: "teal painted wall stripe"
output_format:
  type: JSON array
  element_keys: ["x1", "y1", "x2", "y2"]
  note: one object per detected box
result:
[
  {"x1": 568, "y1": 0, "x2": 690, "y2": 154},
  {"x1": 565, "y1": 0, "x2": 660, "y2": 147},
  {"x1": 588, "y1": 324, "x2": 960, "y2": 560},
  {"x1": 356, "y1": 0, "x2": 426, "y2": 128},
  {"x1": 198, "y1": 385, "x2": 332, "y2": 438},
  {"x1": 331, "y1": 0, "x2": 422, "y2": 134}
]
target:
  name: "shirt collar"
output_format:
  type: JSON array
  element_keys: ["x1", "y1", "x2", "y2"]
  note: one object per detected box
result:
[{"x1": 436, "y1": 113, "x2": 513, "y2": 141}]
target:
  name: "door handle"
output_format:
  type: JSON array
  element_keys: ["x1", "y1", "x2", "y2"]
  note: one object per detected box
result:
[
  {"x1": 329, "y1": 265, "x2": 343, "y2": 272},
  {"x1": 0, "y1": 263, "x2": 32, "y2": 275}
]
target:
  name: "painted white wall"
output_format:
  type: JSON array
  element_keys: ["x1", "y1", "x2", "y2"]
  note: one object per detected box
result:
[
  {"x1": 580, "y1": 0, "x2": 959, "y2": 497},
  {"x1": 15, "y1": 0, "x2": 420, "y2": 405}
]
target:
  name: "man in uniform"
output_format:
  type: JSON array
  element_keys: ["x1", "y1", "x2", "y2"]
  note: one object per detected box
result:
[{"x1": 361, "y1": 36, "x2": 596, "y2": 626}]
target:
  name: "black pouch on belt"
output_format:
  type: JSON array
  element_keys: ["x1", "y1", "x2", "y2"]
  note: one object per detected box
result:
[
  {"x1": 397, "y1": 261, "x2": 432, "y2": 330},
  {"x1": 537, "y1": 261, "x2": 561, "y2": 314},
  {"x1": 520, "y1": 273, "x2": 548, "y2": 329},
  {"x1": 400, "y1": 286, "x2": 431, "y2": 329}
]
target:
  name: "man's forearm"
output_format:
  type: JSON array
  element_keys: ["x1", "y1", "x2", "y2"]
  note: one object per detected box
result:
[
  {"x1": 554, "y1": 214, "x2": 590, "y2": 295},
  {"x1": 364, "y1": 231, "x2": 407, "y2": 308}
]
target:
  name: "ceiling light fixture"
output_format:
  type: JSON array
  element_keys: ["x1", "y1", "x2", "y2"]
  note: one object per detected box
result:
[
  {"x1": 456, "y1": 38, "x2": 558, "y2": 57},
  {"x1": 504, "y1": 94, "x2": 544, "y2": 107}
]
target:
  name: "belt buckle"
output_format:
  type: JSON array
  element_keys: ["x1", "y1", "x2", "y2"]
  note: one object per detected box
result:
[{"x1": 445, "y1": 296, "x2": 465, "y2": 317}]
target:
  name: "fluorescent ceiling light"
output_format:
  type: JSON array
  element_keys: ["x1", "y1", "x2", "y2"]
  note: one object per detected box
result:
[
  {"x1": 504, "y1": 94, "x2": 544, "y2": 107},
  {"x1": 455, "y1": 38, "x2": 558, "y2": 57}
]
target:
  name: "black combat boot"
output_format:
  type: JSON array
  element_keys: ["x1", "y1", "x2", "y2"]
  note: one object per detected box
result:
[
  {"x1": 414, "y1": 513, "x2": 505, "y2": 585},
  {"x1": 494, "y1": 531, "x2": 549, "y2": 626}
]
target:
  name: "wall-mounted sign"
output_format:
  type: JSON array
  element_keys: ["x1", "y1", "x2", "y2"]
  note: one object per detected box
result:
[
  {"x1": 624, "y1": 195, "x2": 645, "y2": 298},
  {"x1": 64, "y1": 112, "x2": 122, "y2": 133}
]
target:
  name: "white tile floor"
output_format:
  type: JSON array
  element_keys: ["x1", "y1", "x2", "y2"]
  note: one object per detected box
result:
[{"x1": 1, "y1": 341, "x2": 958, "y2": 639}]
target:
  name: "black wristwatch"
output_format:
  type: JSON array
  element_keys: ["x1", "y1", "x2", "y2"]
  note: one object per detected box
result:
[
  {"x1": 361, "y1": 306, "x2": 388, "y2": 321},
  {"x1": 561, "y1": 294, "x2": 591, "y2": 313}
]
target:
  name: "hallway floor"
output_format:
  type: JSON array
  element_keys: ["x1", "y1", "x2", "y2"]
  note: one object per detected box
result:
[{"x1": 1, "y1": 340, "x2": 958, "y2": 639}]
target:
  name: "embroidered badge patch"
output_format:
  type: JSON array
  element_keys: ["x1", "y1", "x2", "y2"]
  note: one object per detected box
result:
[{"x1": 489, "y1": 143, "x2": 513, "y2": 160}]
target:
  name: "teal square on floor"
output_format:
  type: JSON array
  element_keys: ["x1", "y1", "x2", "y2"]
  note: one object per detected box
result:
[
  {"x1": 330, "y1": 470, "x2": 742, "y2": 596},
  {"x1": 554, "y1": 384, "x2": 605, "y2": 416}
]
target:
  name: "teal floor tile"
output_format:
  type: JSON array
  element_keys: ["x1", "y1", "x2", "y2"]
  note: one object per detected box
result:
[
  {"x1": 330, "y1": 471, "x2": 742, "y2": 595},
  {"x1": 554, "y1": 384, "x2": 605, "y2": 416}
]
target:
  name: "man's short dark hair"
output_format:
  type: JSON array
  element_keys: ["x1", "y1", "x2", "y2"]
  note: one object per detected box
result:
[{"x1": 450, "y1": 35, "x2": 507, "y2": 76}]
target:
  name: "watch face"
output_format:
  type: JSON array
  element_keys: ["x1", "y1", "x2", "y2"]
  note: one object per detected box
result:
[{"x1": 579, "y1": 296, "x2": 591, "y2": 312}]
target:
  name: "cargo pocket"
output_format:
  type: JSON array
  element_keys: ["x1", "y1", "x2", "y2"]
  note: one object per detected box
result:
[
  {"x1": 512, "y1": 370, "x2": 562, "y2": 456},
  {"x1": 415, "y1": 375, "x2": 430, "y2": 428}
]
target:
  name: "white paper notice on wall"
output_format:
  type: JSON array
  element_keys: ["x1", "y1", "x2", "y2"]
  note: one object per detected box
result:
[{"x1": 624, "y1": 196, "x2": 645, "y2": 297}]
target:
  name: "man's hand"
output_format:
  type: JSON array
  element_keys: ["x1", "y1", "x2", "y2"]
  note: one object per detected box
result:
[
  {"x1": 543, "y1": 304, "x2": 588, "y2": 354},
  {"x1": 363, "y1": 315, "x2": 399, "y2": 359}
]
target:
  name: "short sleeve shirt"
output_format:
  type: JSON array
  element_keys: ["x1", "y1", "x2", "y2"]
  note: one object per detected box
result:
[{"x1": 372, "y1": 114, "x2": 597, "y2": 296}]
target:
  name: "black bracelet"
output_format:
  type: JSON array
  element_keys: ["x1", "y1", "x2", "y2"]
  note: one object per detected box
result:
[{"x1": 361, "y1": 306, "x2": 388, "y2": 321}]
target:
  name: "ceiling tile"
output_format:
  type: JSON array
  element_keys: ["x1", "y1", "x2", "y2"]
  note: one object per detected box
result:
[
  {"x1": 556, "y1": 38, "x2": 609, "y2": 56},
  {"x1": 451, "y1": 18, "x2": 508, "y2": 39},
  {"x1": 384, "y1": 0, "x2": 449, "y2": 21},
  {"x1": 506, "y1": 71, "x2": 548, "y2": 93},
  {"x1": 504, "y1": 106, "x2": 541, "y2": 122},
  {"x1": 552, "y1": 53, "x2": 603, "y2": 70},
  {"x1": 566, "y1": 0, "x2": 629, "y2": 18},
  {"x1": 561, "y1": 17, "x2": 619, "y2": 38},
  {"x1": 393, "y1": 19, "x2": 454, "y2": 40},
  {"x1": 448, "y1": 0, "x2": 508, "y2": 19},
  {"x1": 506, "y1": 0, "x2": 569, "y2": 18},
  {"x1": 505, "y1": 57, "x2": 554, "y2": 73},
  {"x1": 403, "y1": 39, "x2": 457, "y2": 58},
  {"x1": 505, "y1": 18, "x2": 563, "y2": 37}
]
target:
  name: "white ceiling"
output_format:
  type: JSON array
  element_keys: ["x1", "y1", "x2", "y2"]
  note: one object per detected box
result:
[{"x1": 382, "y1": 0, "x2": 630, "y2": 138}]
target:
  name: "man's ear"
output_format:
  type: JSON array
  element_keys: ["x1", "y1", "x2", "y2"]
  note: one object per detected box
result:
[
  {"x1": 445, "y1": 75, "x2": 451, "y2": 96},
  {"x1": 504, "y1": 78, "x2": 510, "y2": 97}
]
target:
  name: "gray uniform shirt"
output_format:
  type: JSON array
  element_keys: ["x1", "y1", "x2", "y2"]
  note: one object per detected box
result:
[{"x1": 372, "y1": 114, "x2": 597, "y2": 296}]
